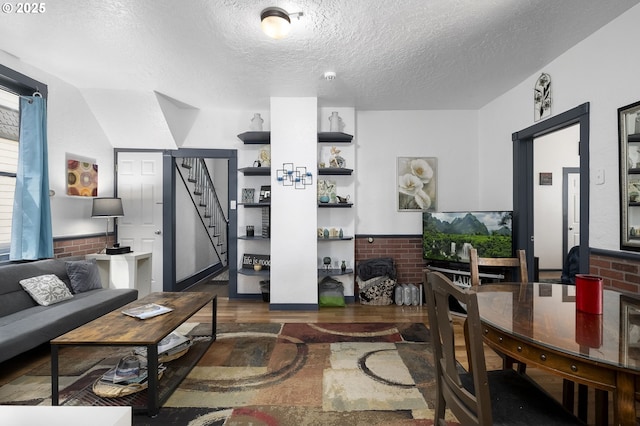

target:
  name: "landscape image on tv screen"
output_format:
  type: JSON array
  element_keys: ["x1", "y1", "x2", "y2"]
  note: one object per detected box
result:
[{"x1": 422, "y1": 211, "x2": 513, "y2": 263}]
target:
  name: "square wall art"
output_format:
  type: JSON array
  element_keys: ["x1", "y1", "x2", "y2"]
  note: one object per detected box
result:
[
  {"x1": 397, "y1": 156, "x2": 437, "y2": 211},
  {"x1": 66, "y1": 156, "x2": 98, "y2": 197}
]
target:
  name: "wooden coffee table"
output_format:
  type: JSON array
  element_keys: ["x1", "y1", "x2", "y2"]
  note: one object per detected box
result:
[{"x1": 51, "y1": 292, "x2": 216, "y2": 416}]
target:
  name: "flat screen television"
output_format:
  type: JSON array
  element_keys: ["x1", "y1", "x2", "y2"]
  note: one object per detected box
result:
[{"x1": 422, "y1": 211, "x2": 513, "y2": 265}]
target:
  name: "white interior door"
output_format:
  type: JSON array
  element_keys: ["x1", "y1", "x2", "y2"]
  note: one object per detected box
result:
[
  {"x1": 567, "y1": 172, "x2": 580, "y2": 249},
  {"x1": 117, "y1": 152, "x2": 163, "y2": 293}
]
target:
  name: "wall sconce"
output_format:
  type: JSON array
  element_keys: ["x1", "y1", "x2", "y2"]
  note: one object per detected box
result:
[
  {"x1": 260, "y1": 7, "x2": 303, "y2": 39},
  {"x1": 276, "y1": 163, "x2": 313, "y2": 189}
]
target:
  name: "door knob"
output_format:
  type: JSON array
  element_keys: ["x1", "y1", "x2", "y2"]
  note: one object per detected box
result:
[{"x1": 154, "y1": 230, "x2": 162, "y2": 235}]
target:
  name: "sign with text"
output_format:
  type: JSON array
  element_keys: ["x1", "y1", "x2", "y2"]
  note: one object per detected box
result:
[{"x1": 242, "y1": 253, "x2": 271, "y2": 270}]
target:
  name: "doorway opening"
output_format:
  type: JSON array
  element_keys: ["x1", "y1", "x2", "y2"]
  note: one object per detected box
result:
[
  {"x1": 533, "y1": 124, "x2": 580, "y2": 282},
  {"x1": 513, "y1": 103, "x2": 590, "y2": 280}
]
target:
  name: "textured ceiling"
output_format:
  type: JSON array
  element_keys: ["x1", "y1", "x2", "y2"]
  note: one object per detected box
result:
[{"x1": 0, "y1": 0, "x2": 638, "y2": 110}]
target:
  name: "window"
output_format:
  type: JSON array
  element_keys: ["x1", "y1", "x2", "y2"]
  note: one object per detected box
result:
[{"x1": 0, "y1": 88, "x2": 19, "y2": 259}]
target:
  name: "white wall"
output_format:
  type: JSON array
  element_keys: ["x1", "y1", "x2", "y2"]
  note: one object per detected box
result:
[
  {"x1": 355, "y1": 110, "x2": 479, "y2": 234},
  {"x1": 0, "y1": 52, "x2": 116, "y2": 239},
  {"x1": 174, "y1": 179, "x2": 219, "y2": 281},
  {"x1": 182, "y1": 108, "x2": 271, "y2": 150},
  {"x1": 534, "y1": 125, "x2": 580, "y2": 269},
  {"x1": 479, "y1": 3, "x2": 640, "y2": 252}
]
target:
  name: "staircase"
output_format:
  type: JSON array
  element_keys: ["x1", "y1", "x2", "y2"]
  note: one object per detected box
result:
[{"x1": 177, "y1": 158, "x2": 228, "y2": 267}]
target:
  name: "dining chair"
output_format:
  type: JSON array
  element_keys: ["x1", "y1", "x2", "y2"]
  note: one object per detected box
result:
[
  {"x1": 469, "y1": 248, "x2": 528, "y2": 286},
  {"x1": 468, "y1": 248, "x2": 529, "y2": 373},
  {"x1": 424, "y1": 270, "x2": 585, "y2": 426}
]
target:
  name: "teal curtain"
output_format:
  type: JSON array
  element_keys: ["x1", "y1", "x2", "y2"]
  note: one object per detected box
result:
[{"x1": 10, "y1": 96, "x2": 53, "y2": 260}]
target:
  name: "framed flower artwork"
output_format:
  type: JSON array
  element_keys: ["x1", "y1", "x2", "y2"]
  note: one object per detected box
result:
[{"x1": 397, "y1": 156, "x2": 437, "y2": 211}]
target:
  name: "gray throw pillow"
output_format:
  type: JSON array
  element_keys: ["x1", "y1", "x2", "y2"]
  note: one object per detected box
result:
[
  {"x1": 66, "y1": 258, "x2": 103, "y2": 293},
  {"x1": 19, "y1": 274, "x2": 74, "y2": 306}
]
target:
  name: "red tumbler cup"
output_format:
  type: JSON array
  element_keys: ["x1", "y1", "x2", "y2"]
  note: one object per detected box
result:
[{"x1": 575, "y1": 274, "x2": 603, "y2": 314}]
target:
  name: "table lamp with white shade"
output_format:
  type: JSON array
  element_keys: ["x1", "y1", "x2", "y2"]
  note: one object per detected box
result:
[{"x1": 91, "y1": 197, "x2": 124, "y2": 254}]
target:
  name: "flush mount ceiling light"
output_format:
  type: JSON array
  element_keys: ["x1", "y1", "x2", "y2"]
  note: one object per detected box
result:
[
  {"x1": 324, "y1": 71, "x2": 337, "y2": 80},
  {"x1": 261, "y1": 7, "x2": 302, "y2": 39}
]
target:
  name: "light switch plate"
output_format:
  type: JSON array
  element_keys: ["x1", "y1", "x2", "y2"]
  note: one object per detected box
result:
[{"x1": 595, "y1": 169, "x2": 605, "y2": 185}]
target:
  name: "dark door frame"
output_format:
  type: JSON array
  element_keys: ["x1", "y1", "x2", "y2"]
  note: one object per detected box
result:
[
  {"x1": 162, "y1": 148, "x2": 237, "y2": 293},
  {"x1": 512, "y1": 103, "x2": 590, "y2": 280},
  {"x1": 563, "y1": 166, "x2": 580, "y2": 260}
]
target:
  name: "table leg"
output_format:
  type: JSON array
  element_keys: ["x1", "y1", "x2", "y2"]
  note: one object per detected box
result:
[
  {"x1": 211, "y1": 296, "x2": 217, "y2": 341},
  {"x1": 615, "y1": 371, "x2": 635, "y2": 426},
  {"x1": 51, "y1": 344, "x2": 59, "y2": 406},
  {"x1": 147, "y1": 343, "x2": 159, "y2": 417}
]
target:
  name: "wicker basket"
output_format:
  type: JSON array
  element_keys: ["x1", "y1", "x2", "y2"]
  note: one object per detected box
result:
[
  {"x1": 92, "y1": 370, "x2": 164, "y2": 398},
  {"x1": 359, "y1": 295, "x2": 393, "y2": 305},
  {"x1": 159, "y1": 346, "x2": 189, "y2": 363}
]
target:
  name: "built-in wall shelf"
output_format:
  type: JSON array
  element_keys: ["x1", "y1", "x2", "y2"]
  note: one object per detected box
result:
[
  {"x1": 238, "y1": 269, "x2": 270, "y2": 276},
  {"x1": 318, "y1": 268, "x2": 353, "y2": 276},
  {"x1": 318, "y1": 132, "x2": 353, "y2": 143},
  {"x1": 239, "y1": 202, "x2": 271, "y2": 208},
  {"x1": 318, "y1": 203, "x2": 353, "y2": 208},
  {"x1": 318, "y1": 168, "x2": 353, "y2": 175},
  {"x1": 238, "y1": 235, "x2": 270, "y2": 240},
  {"x1": 237, "y1": 131, "x2": 270, "y2": 144},
  {"x1": 318, "y1": 236, "x2": 353, "y2": 241},
  {"x1": 238, "y1": 167, "x2": 270, "y2": 176},
  {"x1": 238, "y1": 131, "x2": 352, "y2": 144}
]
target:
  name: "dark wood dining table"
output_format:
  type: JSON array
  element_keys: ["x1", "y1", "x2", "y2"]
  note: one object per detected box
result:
[{"x1": 475, "y1": 282, "x2": 640, "y2": 426}]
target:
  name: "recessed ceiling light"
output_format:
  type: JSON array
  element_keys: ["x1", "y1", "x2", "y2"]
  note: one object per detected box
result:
[{"x1": 324, "y1": 71, "x2": 337, "y2": 80}]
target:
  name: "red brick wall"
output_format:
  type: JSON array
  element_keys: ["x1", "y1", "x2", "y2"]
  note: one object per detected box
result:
[
  {"x1": 590, "y1": 251, "x2": 640, "y2": 295},
  {"x1": 353, "y1": 241, "x2": 640, "y2": 295},
  {"x1": 53, "y1": 235, "x2": 114, "y2": 258},
  {"x1": 355, "y1": 235, "x2": 425, "y2": 284}
]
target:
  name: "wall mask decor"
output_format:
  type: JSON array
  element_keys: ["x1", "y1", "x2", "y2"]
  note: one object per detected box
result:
[{"x1": 534, "y1": 73, "x2": 552, "y2": 122}]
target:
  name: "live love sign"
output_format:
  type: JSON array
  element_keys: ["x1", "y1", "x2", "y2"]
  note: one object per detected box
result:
[{"x1": 242, "y1": 253, "x2": 271, "y2": 270}]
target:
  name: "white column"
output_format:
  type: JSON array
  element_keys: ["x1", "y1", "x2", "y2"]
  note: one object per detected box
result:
[{"x1": 270, "y1": 97, "x2": 318, "y2": 305}]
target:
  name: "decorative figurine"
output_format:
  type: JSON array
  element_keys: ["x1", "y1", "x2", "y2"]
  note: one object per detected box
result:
[{"x1": 329, "y1": 146, "x2": 346, "y2": 168}]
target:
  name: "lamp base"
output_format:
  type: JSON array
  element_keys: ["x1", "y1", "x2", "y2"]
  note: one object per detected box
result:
[{"x1": 106, "y1": 246, "x2": 132, "y2": 255}]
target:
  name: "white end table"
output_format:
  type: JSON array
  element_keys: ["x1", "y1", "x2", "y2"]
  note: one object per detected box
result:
[{"x1": 86, "y1": 251, "x2": 152, "y2": 297}]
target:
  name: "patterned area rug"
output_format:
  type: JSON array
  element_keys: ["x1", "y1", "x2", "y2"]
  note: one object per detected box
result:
[{"x1": 0, "y1": 323, "x2": 459, "y2": 425}]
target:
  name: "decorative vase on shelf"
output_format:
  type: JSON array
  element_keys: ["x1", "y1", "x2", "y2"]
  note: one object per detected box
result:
[
  {"x1": 250, "y1": 113, "x2": 264, "y2": 131},
  {"x1": 341, "y1": 260, "x2": 346, "y2": 272},
  {"x1": 339, "y1": 228, "x2": 344, "y2": 238},
  {"x1": 329, "y1": 112, "x2": 341, "y2": 132}
]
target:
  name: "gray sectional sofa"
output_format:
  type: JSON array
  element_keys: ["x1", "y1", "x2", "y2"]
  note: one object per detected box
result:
[{"x1": 0, "y1": 257, "x2": 138, "y2": 363}]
